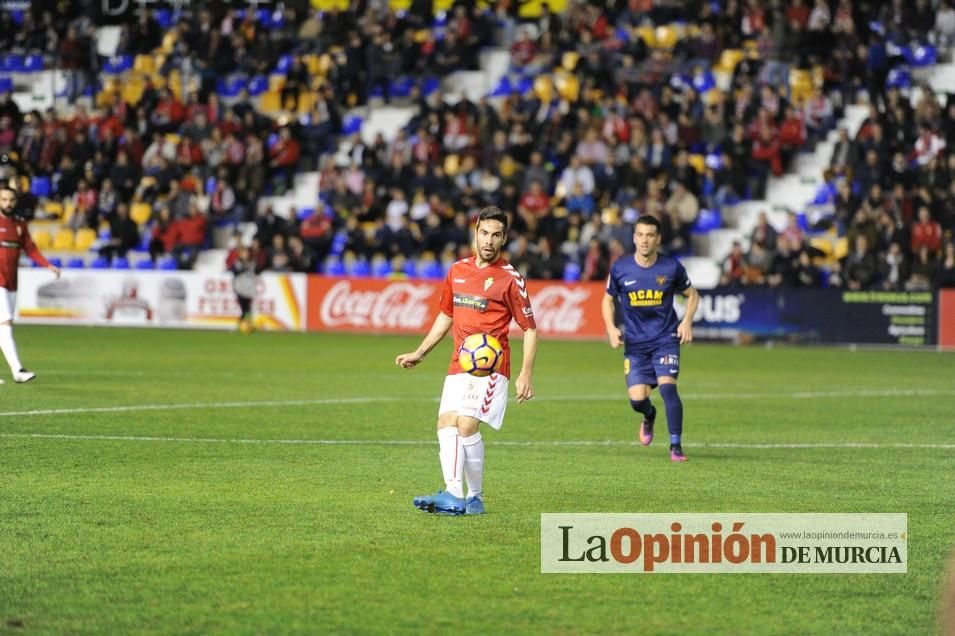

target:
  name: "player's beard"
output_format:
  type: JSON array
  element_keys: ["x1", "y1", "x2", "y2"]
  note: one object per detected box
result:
[{"x1": 477, "y1": 244, "x2": 499, "y2": 264}]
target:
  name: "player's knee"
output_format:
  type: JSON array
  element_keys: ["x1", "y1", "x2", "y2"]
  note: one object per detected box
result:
[
  {"x1": 630, "y1": 398, "x2": 652, "y2": 414},
  {"x1": 456, "y1": 416, "x2": 480, "y2": 436},
  {"x1": 437, "y1": 412, "x2": 458, "y2": 430},
  {"x1": 658, "y1": 383, "x2": 680, "y2": 403}
]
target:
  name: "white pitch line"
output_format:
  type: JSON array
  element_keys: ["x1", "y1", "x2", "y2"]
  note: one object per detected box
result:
[
  {"x1": 0, "y1": 433, "x2": 953, "y2": 450},
  {"x1": 1, "y1": 388, "x2": 953, "y2": 419}
]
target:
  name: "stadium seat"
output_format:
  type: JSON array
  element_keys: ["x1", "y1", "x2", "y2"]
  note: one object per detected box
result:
[
  {"x1": 67, "y1": 257, "x2": 85, "y2": 269},
  {"x1": 324, "y1": 257, "x2": 346, "y2": 276},
  {"x1": 296, "y1": 207, "x2": 315, "y2": 221},
  {"x1": 688, "y1": 154, "x2": 706, "y2": 175},
  {"x1": 403, "y1": 258, "x2": 418, "y2": 278},
  {"x1": 90, "y1": 256, "x2": 110, "y2": 269},
  {"x1": 489, "y1": 76, "x2": 512, "y2": 97},
  {"x1": 561, "y1": 51, "x2": 580, "y2": 72},
  {"x1": 32, "y1": 229, "x2": 52, "y2": 250},
  {"x1": 654, "y1": 25, "x2": 679, "y2": 49},
  {"x1": 259, "y1": 91, "x2": 282, "y2": 113},
  {"x1": 563, "y1": 262, "x2": 581, "y2": 282},
  {"x1": 135, "y1": 258, "x2": 155, "y2": 270},
  {"x1": 0, "y1": 76, "x2": 11, "y2": 93},
  {"x1": 130, "y1": 202, "x2": 152, "y2": 225},
  {"x1": 390, "y1": 76, "x2": 414, "y2": 99},
  {"x1": 692, "y1": 208, "x2": 722, "y2": 233},
  {"x1": 133, "y1": 54, "x2": 156, "y2": 75},
  {"x1": 421, "y1": 76, "x2": 440, "y2": 96},
  {"x1": 348, "y1": 259, "x2": 370, "y2": 277},
  {"x1": 692, "y1": 71, "x2": 716, "y2": 94},
  {"x1": 216, "y1": 75, "x2": 246, "y2": 98},
  {"x1": 418, "y1": 260, "x2": 443, "y2": 280},
  {"x1": 911, "y1": 45, "x2": 937, "y2": 67},
  {"x1": 111, "y1": 257, "x2": 130, "y2": 269},
  {"x1": 275, "y1": 55, "x2": 294, "y2": 74},
  {"x1": 715, "y1": 49, "x2": 744, "y2": 75},
  {"x1": 1, "y1": 55, "x2": 22, "y2": 73},
  {"x1": 75, "y1": 228, "x2": 97, "y2": 251},
  {"x1": 886, "y1": 67, "x2": 912, "y2": 89},
  {"x1": 342, "y1": 115, "x2": 363, "y2": 136},
  {"x1": 371, "y1": 259, "x2": 392, "y2": 278},
  {"x1": 21, "y1": 55, "x2": 43, "y2": 73},
  {"x1": 155, "y1": 8, "x2": 175, "y2": 29},
  {"x1": 246, "y1": 75, "x2": 267, "y2": 96},
  {"x1": 158, "y1": 256, "x2": 178, "y2": 270},
  {"x1": 102, "y1": 56, "x2": 133, "y2": 75},
  {"x1": 47, "y1": 257, "x2": 62, "y2": 268},
  {"x1": 53, "y1": 229, "x2": 74, "y2": 251},
  {"x1": 30, "y1": 176, "x2": 51, "y2": 198}
]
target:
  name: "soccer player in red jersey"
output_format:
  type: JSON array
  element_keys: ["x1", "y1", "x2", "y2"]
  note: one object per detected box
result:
[
  {"x1": 395, "y1": 206, "x2": 538, "y2": 515},
  {"x1": 0, "y1": 186, "x2": 60, "y2": 383}
]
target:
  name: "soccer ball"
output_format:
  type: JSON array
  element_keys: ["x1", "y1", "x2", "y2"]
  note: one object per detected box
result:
[{"x1": 458, "y1": 333, "x2": 503, "y2": 377}]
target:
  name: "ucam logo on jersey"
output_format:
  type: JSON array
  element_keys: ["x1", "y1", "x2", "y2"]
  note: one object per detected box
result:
[{"x1": 541, "y1": 513, "x2": 907, "y2": 573}]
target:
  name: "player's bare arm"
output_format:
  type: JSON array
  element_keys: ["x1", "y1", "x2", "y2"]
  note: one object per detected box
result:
[
  {"x1": 515, "y1": 327, "x2": 537, "y2": 403},
  {"x1": 395, "y1": 312, "x2": 453, "y2": 368},
  {"x1": 601, "y1": 293, "x2": 622, "y2": 348},
  {"x1": 677, "y1": 286, "x2": 700, "y2": 344}
]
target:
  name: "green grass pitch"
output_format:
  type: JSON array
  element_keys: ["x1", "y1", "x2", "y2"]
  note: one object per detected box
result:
[{"x1": 1, "y1": 326, "x2": 954, "y2": 634}]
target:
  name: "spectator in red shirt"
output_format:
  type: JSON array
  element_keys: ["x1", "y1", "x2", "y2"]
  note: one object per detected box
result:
[
  {"x1": 269, "y1": 127, "x2": 301, "y2": 193},
  {"x1": 518, "y1": 179, "x2": 550, "y2": 234},
  {"x1": 149, "y1": 206, "x2": 177, "y2": 262},
  {"x1": 911, "y1": 206, "x2": 942, "y2": 255},
  {"x1": 171, "y1": 202, "x2": 208, "y2": 269}
]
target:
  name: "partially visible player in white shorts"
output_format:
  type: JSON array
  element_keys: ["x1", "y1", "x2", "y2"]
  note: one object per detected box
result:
[
  {"x1": 0, "y1": 289, "x2": 15, "y2": 324},
  {"x1": 438, "y1": 372, "x2": 509, "y2": 430}
]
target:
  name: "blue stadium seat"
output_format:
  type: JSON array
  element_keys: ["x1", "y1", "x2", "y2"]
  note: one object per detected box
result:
[
  {"x1": 342, "y1": 115, "x2": 363, "y2": 136},
  {"x1": 489, "y1": 76, "x2": 512, "y2": 97},
  {"x1": 204, "y1": 176, "x2": 217, "y2": 194},
  {"x1": 247, "y1": 75, "x2": 267, "y2": 96},
  {"x1": 158, "y1": 256, "x2": 178, "y2": 270},
  {"x1": 155, "y1": 8, "x2": 175, "y2": 29},
  {"x1": 324, "y1": 257, "x2": 345, "y2": 276},
  {"x1": 515, "y1": 75, "x2": 533, "y2": 95},
  {"x1": 296, "y1": 207, "x2": 315, "y2": 221},
  {"x1": 47, "y1": 257, "x2": 62, "y2": 268},
  {"x1": 911, "y1": 45, "x2": 937, "y2": 67},
  {"x1": 796, "y1": 212, "x2": 810, "y2": 232},
  {"x1": 403, "y1": 258, "x2": 417, "y2": 278},
  {"x1": 30, "y1": 176, "x2": 51, "y2": 198},
  {"x1": 113, "y1": 257, "x2": 130, "y2": 269},
  {"x1": 419, "y1": 260, "x2": 443, "y2": 280},
  {"x1": 102, "y1": 56, "x2": 133, "y2": 75},
  {"x1": 886, "y1": 67, "x2": 912, "y2": 89},
  {"x1": 90, "y1": 256, "x2": 110, "y2": 269},
  {"x1": 692, "y1": 71, "x2": 716, "y2": 94},
  {"x1": 390, "y1": 76, "x2": 414, "y2": 99},
  {"x1": 692, "y1": 208, "x2": 722, "y2": 233},
  {"x1": 135, "y1": 258, "x2": 155, "y2": 270},
  {"x1": 348, "y1": 259, "x2": 371, "y2": 277},
  {"x1": 0, "y1": 77, "x2": 13, "y2": 93},
  {"x1": 421, "y1": 77, "x2": 440, "y2": 96},
  {"x1": 563, "y1": 262, "x2": 581, "y2": 282},
  {"x1": 9, "y1": 10, "x2": 23, "y2": 25},
  {"x1": 372, "y1": 260, "x2": 392, "y2": 278},
  {"x1": 1, "y1": 55, "x2": 22, "y2": 73},
  {"x1": 21, "y1": 55, "x2": 43, "y2": 73},
  {"x1": 216, "y1": 76, "x2": 246, "y2": 98},
  {"x1": 67, "y1": 257, "x2": 85, "y2": 269},
  {"x1": 275, "y1": 55, "x2": 294, "y2": 75}
]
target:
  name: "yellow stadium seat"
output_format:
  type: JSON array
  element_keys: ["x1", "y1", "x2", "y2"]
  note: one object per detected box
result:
[
  {"x1": 554, "y1": 71, "x2": 579, "y2": 102},
  {"x1": 297, "y1": 91, "x2": 317, "y2": 113},
  {"x1": 654, "y1": 25, "x2": 679, "y2": 49},
  {"x1": 122, "y1": 78, "x2": 145, "y2": 106},
  {"x1": 688, "y1": 154, "x2": 706, "y2": 175},
  {"x1": 561, "y1": 51, "x2": 580, "y2": 72},
  {"x1": 716, "y1": 49, "x2": 744, "y2": 74},
  {"x1": 833, "y1": 237, "x2": 849, "y2": 261},
  {"x1": 32, "y1": 229, "x2": 52, "y2": 250},
  {"x1": 53, "y1": 229, "x2": 75, "y2": 251},
  {"x1": 164, "y1": 133, "x2": 180, "y2": 146},
  {"x1": 259, "y1": 91, "x2": 282, "y2": 114},
  {"x1": 74, "y1": 228, "x2": 97, "y2": 251},
  {"x1": 636, "y1": 26, "x2": 656, "y2": 47},
  {"x1": 44, "y1": 201, "x2": 64, "y2": 218},
  {"x1": 443, "y1": 154, "x2": 460, "y2": 177},
  {"x1": 133, "y1": 54, "x2": 156, "y2": 75},
  {"x1": 268, "y1": 74, "x2": 286, "y2": 92},
  {"x1": 533, "y1": 75, "x2": 554, "y2": 102},
  {"x1": 131, "y1": 202, "x2": 153, "y2": 225}
]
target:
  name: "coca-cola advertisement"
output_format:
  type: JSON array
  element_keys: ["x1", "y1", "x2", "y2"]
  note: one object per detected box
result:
[{"x1": 306, "y1": 277, "x2": 607, "y2": 339}]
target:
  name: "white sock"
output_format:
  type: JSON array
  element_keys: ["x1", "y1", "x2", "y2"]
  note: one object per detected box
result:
[
  {"x1": 0, "y1": 324, "x2": 22, "y2": 373},
  {"x1": 462, "y1": 432, "x2": 484, "y2": 499},
  {"x1": 437, "y1": 427, "x2": 464, "y2": 498}
]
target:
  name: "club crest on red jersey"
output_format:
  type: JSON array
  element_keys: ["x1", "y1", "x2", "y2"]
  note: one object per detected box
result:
[{"x1": 484, "y1": 277, "x2": 494, "y2": 291}]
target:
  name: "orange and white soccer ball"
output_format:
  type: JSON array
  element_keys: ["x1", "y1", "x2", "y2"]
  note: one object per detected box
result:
[{"x1": 458, "y1": 333, "x2": 503, "y2": 377}]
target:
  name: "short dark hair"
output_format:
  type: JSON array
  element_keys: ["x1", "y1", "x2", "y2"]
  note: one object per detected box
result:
[
  {"x1": 0, "y1": 184, "x2": 17, "y2": 198},
  {"x1": 476, "y1": 206, "x2": 508, "y2": 233},
  {"x1": 635, "y1": 214, "x2": 661, "y2": 233}
]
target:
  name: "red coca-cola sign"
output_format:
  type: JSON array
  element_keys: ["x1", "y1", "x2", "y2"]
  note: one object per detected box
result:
[{"x1": 307, "y1": 277, "x2": 607, "y2": 339}]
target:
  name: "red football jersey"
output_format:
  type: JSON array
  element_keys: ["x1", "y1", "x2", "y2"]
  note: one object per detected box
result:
[
  {"x1": 439, "y1": 256, "x2": 536, "y2": 378},
  {"x1": 0, "y1": 213, "x2": 50, "y2": 291}
]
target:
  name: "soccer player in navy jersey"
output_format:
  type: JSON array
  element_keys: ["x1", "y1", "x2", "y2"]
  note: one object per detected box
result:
[{"x1": 602, "y1": 214, "x2": 700, "y2": 462}]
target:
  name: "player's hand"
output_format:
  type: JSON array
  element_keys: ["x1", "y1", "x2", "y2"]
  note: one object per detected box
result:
[
  {"x1": 677, "y1": 320, "x2": 693, "y2": 344},
  {"x1": 395, "y1": 350, "x2": 424, "y2": 369},
  {"x1": 515, "y1": 372, "x2": 534, "y2": 403},
  {"x1": 48, "y1": 265, "x2": 60, "y2": 279},
  {"x1": 607, "y1": 326, "x2": 623, "y2": 349}
]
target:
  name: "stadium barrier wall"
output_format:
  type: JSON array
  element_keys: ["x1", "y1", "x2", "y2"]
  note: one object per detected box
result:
[
  {"x1": 940, "y1": 289, "x2": 955, "y2": 349},
  {"x1": 14, "y1": 269, "x2": 950, "y2": 347},
  {"x1": 15, "y1": 269, "x2": 308, "y2": 331},
  {"x1": 680, "y1": 288, "x2": 938, "y2": 346}
]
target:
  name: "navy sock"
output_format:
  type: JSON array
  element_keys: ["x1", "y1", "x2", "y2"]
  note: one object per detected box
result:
[
  {"x1": 658, "y1": 384, "x2": 683, "y2": 445},
  {"x1": 630, "y1": 398, "x2": 654, "y2": 419}
]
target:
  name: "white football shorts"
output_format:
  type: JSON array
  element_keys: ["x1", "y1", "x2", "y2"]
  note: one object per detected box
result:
[
  {"x1": 438, "y1": 372, "x2": 510, "y2": 430},
  {"x1": 0, "y1": 289, "x2": 16, "y2": 323}
]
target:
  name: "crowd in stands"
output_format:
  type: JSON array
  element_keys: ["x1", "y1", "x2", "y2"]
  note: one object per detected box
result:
[{"x1": 0, "y1": 0, "x2": 952, "y2": 289}]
